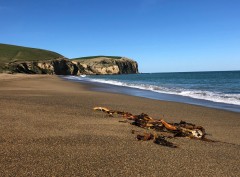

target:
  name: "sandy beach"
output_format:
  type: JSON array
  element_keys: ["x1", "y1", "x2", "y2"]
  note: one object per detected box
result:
[{"x1": 0, "y1": 74, "x2": 239, "y2": 176}]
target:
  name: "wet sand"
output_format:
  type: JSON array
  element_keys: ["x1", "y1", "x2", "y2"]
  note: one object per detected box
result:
[{"x1": 0, "y1": 74, "x2": 240, "y2": 176}]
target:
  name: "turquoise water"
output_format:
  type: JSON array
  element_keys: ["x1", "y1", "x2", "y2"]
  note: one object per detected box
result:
[{"x1": 64, "y1": 71, "x2": 240, "y2": 112}]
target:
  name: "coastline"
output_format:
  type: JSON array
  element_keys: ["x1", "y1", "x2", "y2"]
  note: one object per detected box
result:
[
  {"x1": 63, "y1": 75, "x2": 240, "y2": 113},
  {"x1": 0, "y1": 74, "x2": 240, "y2": 176}
]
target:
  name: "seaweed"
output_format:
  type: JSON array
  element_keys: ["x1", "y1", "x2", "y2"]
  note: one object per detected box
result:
[{"x1": 93, "y1": 107, "x2": 209, "y2": 148}]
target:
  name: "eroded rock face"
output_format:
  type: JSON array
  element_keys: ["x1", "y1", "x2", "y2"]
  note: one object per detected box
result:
[
  {"x1": 6, "y1": 57, "x2": 138, "y2": 75},
  {"x1": 75, "y1": 57, "x2": 138, "y2": 75}
]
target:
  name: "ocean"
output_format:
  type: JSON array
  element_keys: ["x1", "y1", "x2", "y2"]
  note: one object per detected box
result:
[{"x1": 64, "y1": 71, "x2": 240, "y2": 113}]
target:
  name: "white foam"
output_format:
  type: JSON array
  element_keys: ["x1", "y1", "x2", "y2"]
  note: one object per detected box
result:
[{"x1": 65, "y1": 76, "x2": 240, "y2": 106}]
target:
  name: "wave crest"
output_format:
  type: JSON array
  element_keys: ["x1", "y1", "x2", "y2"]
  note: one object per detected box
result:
[{"x1": 65, "y1": 76, "x2": 240, "y2": 106}]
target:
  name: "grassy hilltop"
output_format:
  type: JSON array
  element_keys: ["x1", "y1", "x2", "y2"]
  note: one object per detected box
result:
[
  {"x1": 0, "y1": 44, "x2": 123, "y2": 64},
  {"x1": 72, "y1": 56, "x2": 122, "y2": 61},
  {"x1": 0, "y1": 43, "x2": 63, "y2": 63}
]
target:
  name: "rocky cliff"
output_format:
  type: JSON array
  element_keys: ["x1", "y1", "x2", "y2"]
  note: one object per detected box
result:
[
  {"x1": 0, "y1": 44, "x2": 139, "y2": 75},
  {"x1": 4, "y1": 57, "x2": 138, "y2": 75},
  {"x1": 72, "y1": 57, "x2": 138, "y2": 75}
]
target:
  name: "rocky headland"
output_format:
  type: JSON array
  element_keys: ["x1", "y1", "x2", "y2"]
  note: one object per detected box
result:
[
  {"x1": 5, "y1": 57, "x2": 138, "y2": 75},
  {"x1": 0, "y1": 44, "x2": 139, "y2": 75}
]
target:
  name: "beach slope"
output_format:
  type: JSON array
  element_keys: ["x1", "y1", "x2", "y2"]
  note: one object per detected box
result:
[{"x1": 0, "y1": 74, "x2": 239, "y2": 176}]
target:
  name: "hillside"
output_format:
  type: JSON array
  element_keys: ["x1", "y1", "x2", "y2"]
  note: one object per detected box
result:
[{"x1": 0, "y1": 43, "x2": 63, "y2": 63}]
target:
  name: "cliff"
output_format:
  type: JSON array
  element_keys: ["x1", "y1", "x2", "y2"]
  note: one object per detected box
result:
[
  {"x1": 72, "y1": 56, "x2": 138, "y2": 75},
  {"x1": 0, "y1": 44, "x2": 139, "y2": 75},
  {"x1": 4, "y1": 57, "x2": 138, "y2": 75}
]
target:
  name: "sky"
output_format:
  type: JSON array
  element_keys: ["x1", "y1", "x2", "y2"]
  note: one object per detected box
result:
[{"x1": 0, "y1": 0, "x2": 240, "y2": 73}]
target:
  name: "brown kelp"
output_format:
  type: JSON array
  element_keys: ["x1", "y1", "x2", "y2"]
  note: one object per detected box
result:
[{"x1": 93, "y1": 107, "x2": 208, "y2": 148}]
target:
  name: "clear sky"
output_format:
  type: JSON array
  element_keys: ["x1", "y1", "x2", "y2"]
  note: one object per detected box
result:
[{"x1": 0, "y1": 0, "x2": 239, "y2": 73}]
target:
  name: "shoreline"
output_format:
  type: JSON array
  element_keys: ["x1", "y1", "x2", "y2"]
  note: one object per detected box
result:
[
  {"x1": 62, "y1": 76, "x2": 240, "y2": 113},
  {"x1": 1, "y1": 74, "x2": 240, "y2": 176}
]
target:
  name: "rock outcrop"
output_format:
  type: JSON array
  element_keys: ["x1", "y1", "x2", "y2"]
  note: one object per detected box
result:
[{"x1": 5, "y1": 57, "x2": 138, "y2": 75}]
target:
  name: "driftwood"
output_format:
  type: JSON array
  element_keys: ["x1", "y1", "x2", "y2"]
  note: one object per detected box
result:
[{"x1": 93, "y1": 107, "x2": 207, "y2": 148}]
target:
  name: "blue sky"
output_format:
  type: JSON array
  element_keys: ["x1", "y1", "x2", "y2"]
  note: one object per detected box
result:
[{"x1": 0, "y1": 0, "x2": 239, "y2": 73}]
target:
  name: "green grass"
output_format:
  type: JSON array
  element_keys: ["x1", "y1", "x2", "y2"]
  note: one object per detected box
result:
[
  {"x1": 0, "y1": 43, "x2": 63, "y2": 64},
  {"x1": 72, "y1": 55, "x2": 122, "y2": 61}
]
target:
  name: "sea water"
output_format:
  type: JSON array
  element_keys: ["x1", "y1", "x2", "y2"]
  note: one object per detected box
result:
[{"x1": 64, "y1": 71, "x2": 240, "y2": 112}]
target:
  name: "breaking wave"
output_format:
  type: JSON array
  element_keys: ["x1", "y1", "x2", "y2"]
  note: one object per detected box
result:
[{"x1": 65, "y1": 76, "x2": 240, "y2": 106}]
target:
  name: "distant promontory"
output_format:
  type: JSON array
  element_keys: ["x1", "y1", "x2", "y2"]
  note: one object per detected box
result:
[{"x1": 0, "y1": 44, "x2": 139, "y2": 75}]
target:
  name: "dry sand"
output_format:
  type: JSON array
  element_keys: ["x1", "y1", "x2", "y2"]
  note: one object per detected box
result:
[{"x1": 0, "y1": 74, "x2": 239, "y2": 176}]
